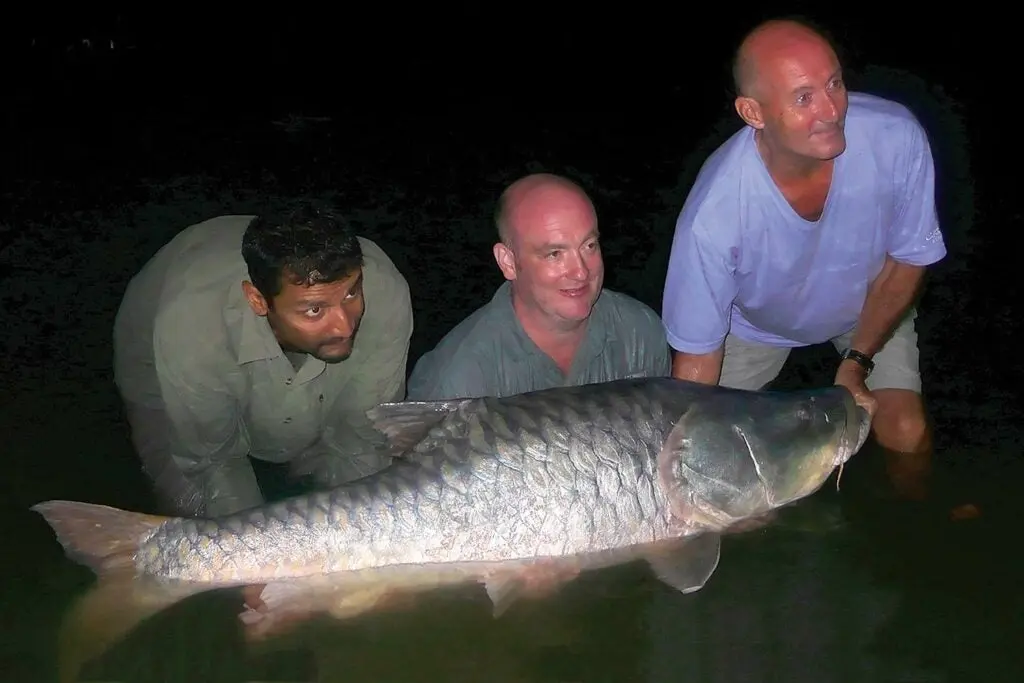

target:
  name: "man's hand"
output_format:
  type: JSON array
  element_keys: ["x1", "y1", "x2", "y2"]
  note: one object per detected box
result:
[{"x1": 834, "y1": 358, "x2": 878, "y2": 418}]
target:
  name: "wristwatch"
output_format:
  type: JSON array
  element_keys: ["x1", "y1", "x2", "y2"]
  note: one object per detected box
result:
[{"x1": 839, "y1": 348, "x2": 874, "y2": 376}]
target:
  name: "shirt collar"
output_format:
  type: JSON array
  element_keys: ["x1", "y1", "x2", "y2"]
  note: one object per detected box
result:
[
  {"x1": 491, "y1": 281, "x2": 617, "y2": 368},
  {"x1": 225, "y1": 282, "x2": 282, "y2": 365}
]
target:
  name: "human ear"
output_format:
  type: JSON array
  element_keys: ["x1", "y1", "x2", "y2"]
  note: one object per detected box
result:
[
  {"x1": 241, "y1": 281, "x2": 270, "y2": 316},
  {"x1": 734, "y1": 96, "x2": 765, "y2": 130},
  {"x1": 493, "y1": 242, "x2": 517, "y2": 281}
]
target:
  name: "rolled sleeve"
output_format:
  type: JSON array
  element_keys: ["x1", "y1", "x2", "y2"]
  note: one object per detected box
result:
[
  {"x1": 150, "y1": 326, "x2": 262, "y2": 516},
  {"x1": 628, "y1": 303, "x2": 673, "y2": 377}
]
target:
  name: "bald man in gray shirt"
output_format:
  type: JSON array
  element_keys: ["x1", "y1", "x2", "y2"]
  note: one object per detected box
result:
[
  {"x1": 114, "y1": 204, "x2": 413, "y2": 517},
  {"x1": 408, "y1": 173, "x2": 670, "y2": 402}
]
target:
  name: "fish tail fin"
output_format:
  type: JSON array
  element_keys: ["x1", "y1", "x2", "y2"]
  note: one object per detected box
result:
[
  {"x1": 31, "y1": 499, "x2": 170, "y2": 574},
  {"x1": 32, "y1": 501, "x2": 194, "y2": 682}
]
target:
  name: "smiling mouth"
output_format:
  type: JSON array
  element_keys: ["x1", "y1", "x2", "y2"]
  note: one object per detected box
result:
[{"x1": 560, "y1": 285, "x2": 590, "y2": 297}]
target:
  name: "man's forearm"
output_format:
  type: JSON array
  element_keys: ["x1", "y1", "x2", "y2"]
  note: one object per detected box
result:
[
  {"x1": 125, "y1": 401, "x2": 262, "y2": 517},
  {"x1": 847, "y1": 256, "x2": 926, "y2": 358},
  {"x1": 197, "y1": 457, "x2": 265, "y2": 516},
  {"x1": 671, "y1": 347, "x2": 725, "y2": 385},
  {"x1": 304, "y1": 418, "x2": 395, "y2": 487}
]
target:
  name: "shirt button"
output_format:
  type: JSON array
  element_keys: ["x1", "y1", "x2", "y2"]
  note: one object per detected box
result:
[
  {"x1": 285, "y1": 378, "x2": 293, "y2": 385},
  {"x1": 283, "y1": 417, "x2": 292, "y2": 424},
  {"x1": 319, "y1": 394, "x2": 324, "y2": 402}
]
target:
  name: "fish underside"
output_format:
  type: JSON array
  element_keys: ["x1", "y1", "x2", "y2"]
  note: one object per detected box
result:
[{"x1": 32, "y1": 376, "x2": 869, "y2": 681}]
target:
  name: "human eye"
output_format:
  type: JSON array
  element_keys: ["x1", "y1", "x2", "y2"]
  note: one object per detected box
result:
[{"x1": 303, "y1": 306, "x2": 323, "y2": 319}]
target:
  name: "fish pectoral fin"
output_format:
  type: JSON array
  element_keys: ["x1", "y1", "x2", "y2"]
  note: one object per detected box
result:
[
  {"x1": 325, "y1": 585, "x2": 405, "y2": 619},
  {"x1": 643, "y1": 533, "x2": 722, "y2": 595},
  {"x1": 483, "y1": 560, "x2": 582, "y2": 618},
  {"x1": 365, "y1": 399, "x2": 472, "y2": 455},
  {"x1": 483, "y1": 574, "x2": 525, "y2": 618}
]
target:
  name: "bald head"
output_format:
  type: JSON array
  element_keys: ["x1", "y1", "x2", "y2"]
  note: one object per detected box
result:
[
  {"x1": 491, "y1": 172, "x2": 604, "y2": 327},
  {"x1": 733, "y1": 19, "x2": 839, "y2": 99},
  {"x1": 495, "y1": 173, "x2": 596, "y2": 248}
]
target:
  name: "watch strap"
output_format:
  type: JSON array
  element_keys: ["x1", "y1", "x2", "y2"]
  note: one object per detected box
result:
[{"x1": 840, "y1": 348, "x2": 874, "y2": 375}]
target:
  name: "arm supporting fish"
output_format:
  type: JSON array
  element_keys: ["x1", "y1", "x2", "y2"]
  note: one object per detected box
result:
[
  {"x1": 843, "y1": 251, "x2": 927, "y2": 363},
  {"x1": 123, "y1": 400, "x2": 264, "y2": 518}
]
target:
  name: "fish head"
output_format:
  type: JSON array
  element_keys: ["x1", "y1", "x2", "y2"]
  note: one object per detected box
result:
[
  {"x1": 658, "y1": 384, "x2": 871, "y2": 531},
  {"x1": 740, "y1": 384, "x2": 870, "y2": 506}
]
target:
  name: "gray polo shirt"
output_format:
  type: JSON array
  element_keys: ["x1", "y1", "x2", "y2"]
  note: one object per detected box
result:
[
  {"x1": 113, "y1": 215, "x2": 413, "y2": 515},
  {"x1": 407, "y1": 281, "x2": 671, "y2": 401}
]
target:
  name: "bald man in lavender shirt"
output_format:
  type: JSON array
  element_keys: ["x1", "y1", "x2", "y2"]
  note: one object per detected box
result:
[{"x1": 661, "y1": 18, "x2": 947, "y2": 502}]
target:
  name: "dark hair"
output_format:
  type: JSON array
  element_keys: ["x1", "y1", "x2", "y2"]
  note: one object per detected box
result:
[{"x1": 241, "y1": 203, "x2": 364, "y2": 304}]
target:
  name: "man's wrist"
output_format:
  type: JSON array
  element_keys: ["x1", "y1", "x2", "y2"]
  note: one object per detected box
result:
[{"x1": 839, "y1": 348, "x2": 874, "y2": 376}]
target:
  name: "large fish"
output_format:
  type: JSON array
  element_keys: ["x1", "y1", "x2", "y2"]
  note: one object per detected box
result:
[{"x1": 34, "y1": 377, "x2": 870, "y2": 681}]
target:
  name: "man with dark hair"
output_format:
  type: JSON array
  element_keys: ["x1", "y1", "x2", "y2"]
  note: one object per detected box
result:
[
  {"x1": 407, "y1": 172, "x2": 669, "y2": 401},
  {"x1": 661, "y1": 18, "x2": 946, "y2": 501},
  {"x1": 113, "y1": 203, "x2": 413, "y2": 517}
]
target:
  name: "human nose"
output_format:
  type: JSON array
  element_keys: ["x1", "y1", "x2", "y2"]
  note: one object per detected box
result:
[
  {"x1": 329, "y1": 307, "x2": 354, "y2": 337},
  {"x1": 566, "y1": 251, "x2": 590, "y2": 280},
  {"x1": 818, "y1": 93, "x2": 839, "y2": 122}
]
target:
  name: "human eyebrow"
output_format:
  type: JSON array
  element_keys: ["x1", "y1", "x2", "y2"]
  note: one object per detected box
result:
[
  {"x1": 535, "y1": 230, "x2": 600, "y2": 251},
  {"x1": 294, "y1": 298, "x2": 329, "y2": 309},
  {"x1": 293, "y1": 273, "x2": 364, "y2": 308}
]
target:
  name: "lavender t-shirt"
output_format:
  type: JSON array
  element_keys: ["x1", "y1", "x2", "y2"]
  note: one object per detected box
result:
[{"x1": 662, "y1": 92, "x2": 947, "y2": 353}]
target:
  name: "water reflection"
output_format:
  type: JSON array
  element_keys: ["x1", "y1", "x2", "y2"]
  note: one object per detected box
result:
[
  {"x1": 645, "y1": 501, "x2": 920, "y2": 683},
  {"x1": 78, "y1": 567, "x2": 653, "y2": 682}
]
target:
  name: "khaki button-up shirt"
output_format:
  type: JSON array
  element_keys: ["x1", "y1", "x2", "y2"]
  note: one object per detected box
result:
[{"x1": 113, "y1": 215, "x2": 413, "y2": 516}]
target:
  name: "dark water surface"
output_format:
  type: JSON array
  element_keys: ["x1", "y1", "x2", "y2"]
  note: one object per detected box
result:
[{"x1": 2, "y1": 14, "x2": 1020, "y2": 683}]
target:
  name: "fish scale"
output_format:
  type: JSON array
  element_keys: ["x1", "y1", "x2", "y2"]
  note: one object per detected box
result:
[{"x1": 140, "y1": 387, "x2": 674, "y2": 581}]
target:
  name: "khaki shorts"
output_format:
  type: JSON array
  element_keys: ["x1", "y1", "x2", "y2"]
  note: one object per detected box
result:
[{"x1": 719, "y1": 309, "x2": 923, "y2": 393}]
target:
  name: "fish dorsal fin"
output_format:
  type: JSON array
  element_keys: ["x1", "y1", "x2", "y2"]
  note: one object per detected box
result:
[
  {"x1": 643, "y1": 533, "x2": 722, "y2": 594},
  {"x1": 366, "y1": 399, "x2": 472, "y2": 455}
]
